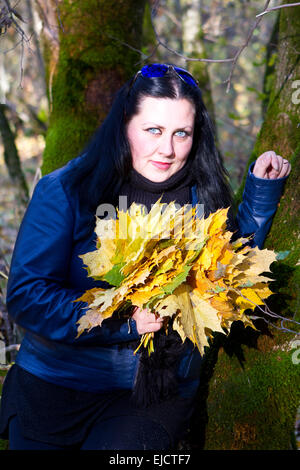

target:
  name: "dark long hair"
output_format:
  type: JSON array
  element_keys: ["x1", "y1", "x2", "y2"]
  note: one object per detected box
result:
[{"x1": 62, "y1": 66, "x2": 235, "y2": 233}]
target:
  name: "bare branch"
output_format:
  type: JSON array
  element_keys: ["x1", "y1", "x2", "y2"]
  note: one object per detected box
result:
[
  {"x1": 0, "y1": 247, "x2": 10, "y2": 271},
  {"x1": 138, "y1": 43, "x2": 160, "y2": 66},
  {"x1": 34, "y1": 0, "x2": 60, "y2": 43},
  {"x1": 0, "y1": 0, "x2": 27, "y2": 33},
  {"x1": 229, "y1": 285, "x2": 300, "y2": 336},
  {"x1": 225, "y1": 1, "x2": 300, "y2": 92},
  {"x1": 148, "y1": 1, "x2": 300, "y2": 93},
  {"x1": 149, "y1": 7, "x2": 235, "y2": 64},
  {"x1": 0, "y1": 271, "x2": 8, "y2": 280},
  {"x1": 54, "y1": 0, "x2": 64, "y2": 33},
  {"x1": 224, "y1": 0, "x2": 272, "y2": 93},
  {"x1": 0, "y1": 0, "x2": 34, "y2": 87},
  {"x1": 108, "y1": 34, "x2": 149, "y2": 59},
  {"x1": 256, "y1": 2, "x2": 300, "y2": 18},
  {"x1": 159, "y1": 5, "x2": 181, "y2": 30},
  {"x1": 106, "y1": 33, "x2": 160, "y2": 69}
]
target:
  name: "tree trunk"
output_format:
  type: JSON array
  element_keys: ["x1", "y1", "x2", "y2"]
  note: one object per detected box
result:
[
  {"x1": 0, "y1": 105, "x2": 29, "y2": 205},
  {"x1": 40, "y1": 0, "x2": 147, "y2": 175},
  {"x1": 199, "y1": 2, "x2": 300, "y2": 450},
  {"x1": 181, "y1": 0, "x2": 216, "y2": 127},
  {"x1": 25, "y1": 0, "x2": 47, "y2": 93}
]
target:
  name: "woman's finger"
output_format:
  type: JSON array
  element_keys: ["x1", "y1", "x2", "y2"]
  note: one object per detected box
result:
[
  {"x1": 253, "y1": 151, "x2": 291, "y2": 180},
  {"x1": 253, "y1": 152, "x2": 271, "y2": 178},
  {"x1": 268, "y1": 153, "x2": 281, "y2": 179},
  {"x1": 277, "y1": 159, "x2": 291, "y2": 178},
  {"x1": 146, "y1": 320, "x2": 164, "y2": 332},
  {"x1": 132, "y1": 307, "x2": 163, "y2": 334},
  {"x1": 275, "y1": 154, "x2": 284, "y2": 174}
]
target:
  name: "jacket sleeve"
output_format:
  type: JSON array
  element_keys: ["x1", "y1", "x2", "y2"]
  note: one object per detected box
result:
[
  {"x1": 5, "y1": 174, "x2": 140, "y2": 346},
  {"x1": 236, "y1": 162, "x2": 288, "y2": 248}
]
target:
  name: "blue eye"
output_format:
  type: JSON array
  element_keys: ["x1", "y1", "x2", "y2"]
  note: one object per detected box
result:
[
  {"x1": 147, "y1": 128, "x2": 160, "y2": 134},
  {"x1": 175, "y1": 130, "x2": 187, "y2": 137}
]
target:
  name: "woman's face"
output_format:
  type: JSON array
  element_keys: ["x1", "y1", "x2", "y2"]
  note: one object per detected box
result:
[{"x1": 127, "y1": 96, "x2": 195, "y2": 182}]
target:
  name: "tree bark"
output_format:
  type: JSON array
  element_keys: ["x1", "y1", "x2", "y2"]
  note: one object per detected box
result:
[
  {"x1": 0, "y1": 104, "x2": 29, "y2": 205},
  {"x1": 39, "y1": 0, "x2": 147, "y2": 175},
  {"x1": 181, "y1": 0, "x2": 216, "y2": 127},
  {"x1": 26, "y1": 0, "x2": 47, "y2": 92},
  {"x1": 200, "y1": 2, "x2": 300, "y2": 450}
]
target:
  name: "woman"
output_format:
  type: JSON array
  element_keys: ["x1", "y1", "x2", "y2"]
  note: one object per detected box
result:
[{"x1": 0, "y1": 64, "x2": 291, "y2": 450}]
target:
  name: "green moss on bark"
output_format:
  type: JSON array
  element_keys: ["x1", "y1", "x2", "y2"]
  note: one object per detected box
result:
[
  {"x1": 41, "y1": 0, "x2": 147, "y2": 175},
  {"x1": 202, "y1": 3, "x2": 300, "y2": 451},
  {"x1": 43, "y1": 115, "x2": 99, "y2": 173},
  {"x1": 204, "y1": 347, "x2": 300, "y2": 450}
]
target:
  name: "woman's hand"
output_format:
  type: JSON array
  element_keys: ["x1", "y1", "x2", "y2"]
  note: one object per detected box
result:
[
  {"x1": 253, "y1": 151, "x2": 291, "y2": 179},
  {"x1": 132, "y1": 306, "x2": 163, "y2": 335}
]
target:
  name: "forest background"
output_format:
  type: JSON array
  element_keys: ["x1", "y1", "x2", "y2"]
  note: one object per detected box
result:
[{"x1": 0, "y1": 0, "x2": 299, "y2": 450}]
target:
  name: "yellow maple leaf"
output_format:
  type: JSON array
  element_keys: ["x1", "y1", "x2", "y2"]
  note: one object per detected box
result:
[
  {"x1": 219, "y1": 245, "x2": 234, "y2": 266},
  {"x1": 80, "y1": 249, "x2": 114, "y2": 279},
  {"x1": 194, "y1": 276, "x2": 215, "y2": 297},
  {"x1": 242, "y1": 246, "x2": 277, "y2": 284},
  {"x1": 166, "y1": 285, "x2": 224, "y2": 354},
  {"x1": 190, "y1": 293, "x2": 224, "y2": 340},
  {"x1": 77, "y1": 308, "x2": 104, "y2": 337},
  {"x1": 206, "y1": 208, "x2": 229, "y2": 236},
  {"x1": 129, "y1": 286, "x2": 164, "y2": 309},
  {"x1": 155, "y1": 294, "x2": 181, "y2": 318},
  {"x1": 210, "y1": 295, "x2": 234, "y2": 313},
  {"x1": 74, "y1": 287, "x2": 104, "y2": 305}
]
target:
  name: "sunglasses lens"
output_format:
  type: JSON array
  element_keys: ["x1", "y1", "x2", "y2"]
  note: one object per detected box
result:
[
  {"x1": 141, "y1": 64, "x2": 169, "y2": 77},
  {"x1": 174, "y1": 68, "x2": 198, "y2": 87},
  {"x1": 139, "y1": 64, "x2": 198, "y2": 87}
]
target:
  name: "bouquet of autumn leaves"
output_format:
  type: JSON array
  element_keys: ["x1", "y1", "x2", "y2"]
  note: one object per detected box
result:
[{"x1": 75, "y1": 200, "x2": 277, "y2": 355}]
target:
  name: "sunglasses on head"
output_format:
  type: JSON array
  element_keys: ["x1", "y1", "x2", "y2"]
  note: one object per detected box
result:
[{"x1": 130, "y1": 63, "x2": 199, "y2": 89}]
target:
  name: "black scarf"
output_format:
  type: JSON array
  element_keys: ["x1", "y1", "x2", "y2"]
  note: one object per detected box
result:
[
  {"x1": 119, "y1": 162, "x2": 195, "y2": 407},
  {"x1": 119, "y1": 160, "x2": 195, "y2": 210}
]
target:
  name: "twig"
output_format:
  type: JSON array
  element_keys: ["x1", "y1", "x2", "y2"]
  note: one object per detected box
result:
[
  {"x1": 216, "y1": 116, "x2": 255, "y2": 139},
  {"x1": 149, "y1": 7, "x2": 235, "y2": 64},
  {"x1": 0, "y1": 36, "x2": 22, "y2": 53},
  {"x1": 107, "y1": 34, "x2": 148, "y2": 58},
  {"x1": 54, "y1": 0, "x2": 65, "y2": 34},
  {"x1": 224, "y1": 0, "x2": 272, "y2": 93},
  {"x1": 229, "y1": 286, "x2": 300, "y2": 335},
  {"x1": 159, "y1": 5, "x2": 182, "y2": 29},
  {"x1": 19, "y1": 26, "x2": 25, "y2": 88},
  {"x1": 225, "y1": 2, "x2": 300, "y2": 91},
  {"x1": 0, "y1": 244, "x2": 10, "y2": 271},
  {"x1": 34, "y1": 0, "x2": 60, "y2": 43},
  {"x1": 251, "y1": 314, "x2": 300, "y2": 335},
  {"x1": 256, "y1": 2, "x2": 300, "y2": 18},
  {"x1": 107, "y1": 33, "x2": 159, "y2": 67},
  {"x1": 0, "y1": 0, "x2": 34, "y2": 88},
  {"x1": 137, "y1": 43, "x2": 160, "y2": 66}
]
